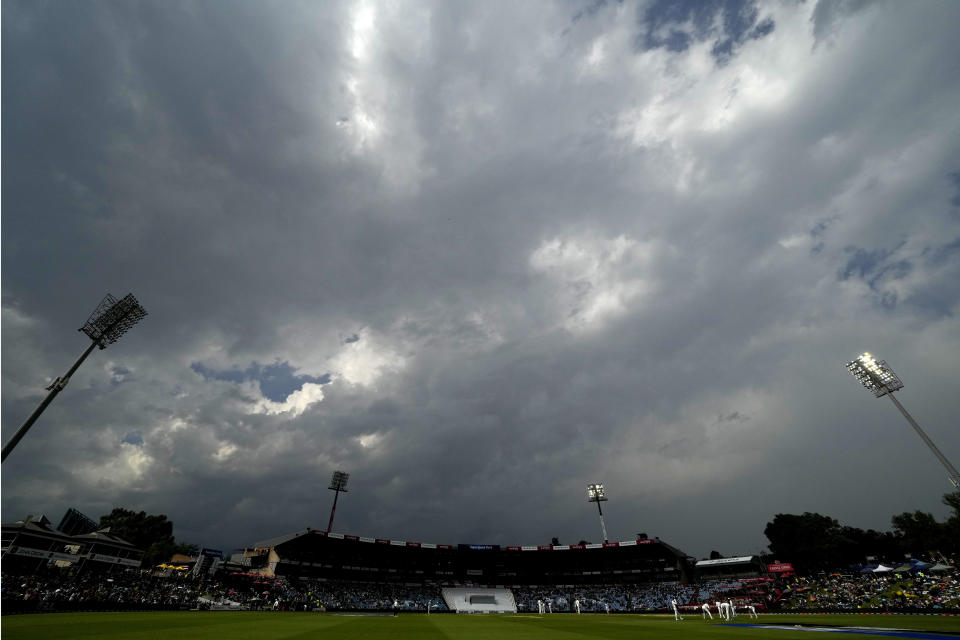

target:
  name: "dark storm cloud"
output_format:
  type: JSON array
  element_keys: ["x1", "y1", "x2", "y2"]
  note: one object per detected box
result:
[{"x1": 3, "y1": 0, "x2": 960, "y2": 560}]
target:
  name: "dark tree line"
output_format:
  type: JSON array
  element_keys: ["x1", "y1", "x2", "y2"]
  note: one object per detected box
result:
[
  {"x1": 99, "y1": 508, "x2": 197, "y2": 567},
  {"x1": 764, "y1": 491, "x2": 960, "y2": 575}
]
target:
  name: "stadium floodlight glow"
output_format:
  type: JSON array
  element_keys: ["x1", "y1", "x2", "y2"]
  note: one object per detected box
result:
[
  {"x1": 326, "y1": 471, "x2": 350, "y2": 533},
  {"x1": 587, "y1": 483, "x2": 609, "y2": 544},
  {"x1": 2, "y1": 293, "x2": 147, "y2": 463},
  {"x1": 846, "y1": 352, "x2": 960, "y2": 488},
  {"x1": 846, "y1": 352, "x2": 904, "y2": 398}
]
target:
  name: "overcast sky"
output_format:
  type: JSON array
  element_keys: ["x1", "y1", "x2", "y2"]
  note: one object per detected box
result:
[{"x1": 3, "y1": 0, "x2": 960, "y2": 561}]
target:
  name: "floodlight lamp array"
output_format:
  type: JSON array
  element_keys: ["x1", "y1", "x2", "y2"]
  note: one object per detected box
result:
[
  {"x1": 587, "y1": 483, "x2": 607, "y2": 502},
  {"x1": 79, "y1": 293, "x2": 148, "y2": 349},
  {"x1": 329, "y1": 471, "x2": 349, "y2": 492},
  {"x1": 846, "y1": 352, "x2": 904, "y2": 398}
]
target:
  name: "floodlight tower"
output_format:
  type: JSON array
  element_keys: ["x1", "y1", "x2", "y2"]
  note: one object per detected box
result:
[
  {"x1": 587, "y1": 483, "x2": 609, "y2": 543},
  {"x1": 2, "y1": 293, "x2": 147, "y2": 463},
  {"x1": 326, "y1": 470, "x2": 350, "y2": 533},
  {"x1": 846, "y1": 352, "x2": 960, "y2": 488}
]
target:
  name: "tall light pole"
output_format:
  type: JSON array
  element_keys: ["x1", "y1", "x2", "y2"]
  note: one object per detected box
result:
[
  {"x1": 326, "y1": 470, "x2": 349, "y2": 533},
  {"x1": 846, "y1": 352, "x2": 960, "y2": 488},
  {"x1": 587, "y1": 483, "x2": 609, "y2": 543},
  {"x1": 2, "y1": 293, "x2": 147, "y2": 463}
]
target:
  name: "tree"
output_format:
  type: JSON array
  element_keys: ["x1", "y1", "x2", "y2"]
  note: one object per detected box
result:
[
  {"x1": 942, "y1": 491, "x2": 960, "y2": 562},
  {"x1": 709, "y1": 550, "x2": 723, "y2": 560},
  {"x1": 891, "y1": 510, "x2": 944, "y2": 558},
  {"x1": 173, "y1": 542, "x2": 199, "y2": 557},
  {"x1": 764, "y1": 512, "x2": 850, "y2": 574},
  {"x1": 550, "y1": 537, "x2": 560, "y2": 547},
  {"x1": 99, "y1": 508, "x2": 181, "y2": 567}
]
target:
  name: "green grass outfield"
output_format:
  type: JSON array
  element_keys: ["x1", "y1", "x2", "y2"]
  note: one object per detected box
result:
[{"x1": 2, "y1": 612, "x2": 959, "y2": 640}]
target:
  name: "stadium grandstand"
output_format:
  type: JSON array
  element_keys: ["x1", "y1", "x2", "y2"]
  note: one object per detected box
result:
[
  {"x1": 237, "y1": 529, "x2": 694, "y2": 586},
  {"x1": 695, "y1": 555, "x2": 767, "y2": 579},
  {"x1": 1, "y1": 513, "x2": 143, "y2": 574}
]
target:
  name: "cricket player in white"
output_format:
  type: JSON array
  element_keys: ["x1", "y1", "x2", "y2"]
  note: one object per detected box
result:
[
  {"x1": 728, "y1": 600, "x2": 736, "y2": 619},
  {"x1": 547, "y1": 601, "x2": 552, "y2": 613},
  {"x1": 701, "y1": 602, "x2": 713, "y2": 619},
  {"x1": 574, "y1": 599, "x2": 581, "y2": 614},
  {"x1": 671, "y1": 598, "x2": 682, "y2": 620},
  {"x1": 715, "y1": 601, "x2": 723, "y2": 619},
  {"x1": 746, "y1": 605, "x2": 758, "y2": 618},
  {"x1": 537, "y1": 599, "x2": 544, "y2": 614},
  {"x1": 719, "y1": 601, "x2": 730, "y2": 620}
]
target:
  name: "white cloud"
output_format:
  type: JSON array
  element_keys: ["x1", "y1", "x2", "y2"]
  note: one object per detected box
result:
[
  {"x1": 329, "y1": 330, "x2": 405, "y2": 388},
  {"x1": 530, "y1": 234, "x2": 656, "y2": 332}
]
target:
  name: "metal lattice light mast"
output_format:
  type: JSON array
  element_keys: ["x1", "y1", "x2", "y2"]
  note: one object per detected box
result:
[
  {"x1": 2, "y1": 293, "x2": 147, "y2": 463},
  {"x1": 587, "y1": 483, "x2": 609, "y2": 543},
  {"x1": 846, "y1": 352, "x2": 960, "y2": 488},
  {"x1": 326, "y1": 470, "x2": 350, "y2": 533}
]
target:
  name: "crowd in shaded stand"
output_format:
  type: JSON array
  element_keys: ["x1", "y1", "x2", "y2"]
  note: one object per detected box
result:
[
  {"x1": 3, "y1": 568, "x2": 958, "y2": 614},
  {"x1": 513, "y1": 579, "x2": 772, "y2": 613},
  {"x1": 1, "y1": 570, "x2": 202, "y2": 613},
  {"x1": 779, "y1": 571, "x2": 960, "y2": 611}
]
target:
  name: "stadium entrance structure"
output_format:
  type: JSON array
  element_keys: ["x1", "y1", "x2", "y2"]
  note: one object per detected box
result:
[{"x1": 238, "y1": 530, "x2": 694, "y2": 586}]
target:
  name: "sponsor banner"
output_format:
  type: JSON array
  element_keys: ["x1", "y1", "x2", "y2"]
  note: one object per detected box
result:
[
  {"x1": 421, "y1": 543, "x2": 436, "y2": 549},
  {"x1": 328, "y1": 533, "x2": 344, "y2": 540},
  {"x1": 767, "y1": 563, "x2": 794, "y2": 573},
  {"x1": 459, "y1": 544, "x2": 500, "y2": 551},
  {"x1": 9, "y1": 546, "x2": 50, "y2": 559},
  {"x1": 359, "y1": 537, "x2": 375, "y2": 543},
  {"x1": 505, "y1": 546, "x2": 522, "y2": 551},
  {"x1": 697, "y1": 556, "x2": 755, "y2": 566},
  {"x1": 88, "y1": 553, "x2": 141, "y2": 567},
  {"x1": 375, "y1": 538, "x2": 390, "y2": 545},
  {"x1": 603, "y1": 542, "x2": 620, "y2": 548},
  {"x1": 620, "y1": 540, "x2": 637, "y2": 547},
  {"x1": 437, "y1": 544, "x2": 454, "y2": 550},
  {"x1": 390, "y1": 540, "x2": 405, "y2": 546},
  {"x1": 343, "y1": 535, "x2": 359, "y2": 541},
  {"x1": 200, "y1": 548, "x2": 223, "y2": 558},
  {"x1": 538, "y1": 545, "x2": 552, "y2": 550},
  {"x1": 585, "y1": 543, "x2": 603, "y2": 549},
  {"x1": 7, "y1": 546, "x2": 81, "y2": 562},
  {"x1": 637, "y1": 539, "x2": 655, "y2": 544},
  {"x1": 521, "y1": 546, "x2": 538, "y2": 551},
  {"x1": 405, "y1": 542, "x2": 421, "y2": 548},
  {"x1": 553, "y1": 545, "x2": 570, "y2": 551}
]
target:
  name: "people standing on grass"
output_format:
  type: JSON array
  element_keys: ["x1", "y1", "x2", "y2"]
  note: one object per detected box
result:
[
  {"x1": 701, "y1": 602, "x2": 713, "y2": 619},
  {"x1": 728, "y1": 599, "x2": 736, "y2": 619},
  {"x1": 746, "y1": 604, "x2": 758, "y2": 618},
  {"x1": 671, "y1": 598, "x2": 683, "y2": 620},
  {"x1": 574, "y1": 599, "x2": 581, "y2": 614}
]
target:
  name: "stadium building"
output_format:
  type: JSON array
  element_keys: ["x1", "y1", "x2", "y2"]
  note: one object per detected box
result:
[
  {"x1": 238, "y1": 529, "x2": 695, "y2": 586},
  {"x1": 1, "y1": 513, "x2": 143, "y2": 573}
]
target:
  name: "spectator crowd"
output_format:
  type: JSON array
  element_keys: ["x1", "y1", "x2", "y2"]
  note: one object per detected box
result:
[{"x1": 3, "y1": 568, "x2": 957, "y2": 614}]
